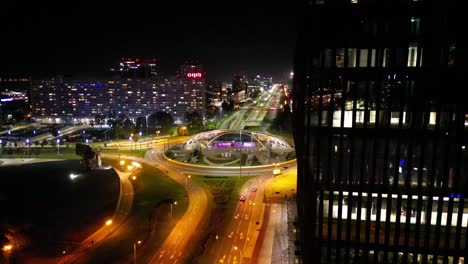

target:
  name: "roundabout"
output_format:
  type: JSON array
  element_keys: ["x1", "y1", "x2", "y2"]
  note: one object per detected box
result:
[{"x1": 165, "y1": 129, "x2": 296, "y2": 168}]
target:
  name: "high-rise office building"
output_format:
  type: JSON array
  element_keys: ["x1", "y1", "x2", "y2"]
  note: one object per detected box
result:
[{"x1": 292, "y1": 1, "x2": 466, "y2": 263}]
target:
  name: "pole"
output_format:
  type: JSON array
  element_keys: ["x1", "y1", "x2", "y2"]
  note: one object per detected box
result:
[
  {"x1": 239, "y1": 130, "x2": 242, "y2": 178},
  {"x1": 133, "y1": 243, "x2": 137, "y2": 264}
]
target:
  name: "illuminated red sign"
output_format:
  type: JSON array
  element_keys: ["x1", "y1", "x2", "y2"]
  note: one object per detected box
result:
[{"x1": 187, "y1": 72, "x2": 203, "y2": 78}]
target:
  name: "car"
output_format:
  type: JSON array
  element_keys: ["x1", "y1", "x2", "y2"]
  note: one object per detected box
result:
[
  {"x1": 273, "y1": 169, "x2": 282, "y2": 176},
  {"x1": 239, "y1": 196, "x2": 246, "y2": 202},
  {"x1": 250, "y1": 186, "x2": 257, "y2": 192}
]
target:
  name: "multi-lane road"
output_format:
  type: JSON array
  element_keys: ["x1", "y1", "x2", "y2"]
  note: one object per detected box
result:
[{"x1": 208, "y1": 175, "x2": 271, "y2": 264}]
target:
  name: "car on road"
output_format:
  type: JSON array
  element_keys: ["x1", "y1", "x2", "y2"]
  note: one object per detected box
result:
[
  {"x1": 250, "y1": 186, "x2": 257, "y2": 192},
  {"x1": 239, "y1": 196, "x2": 246, "y2": 202},
  {"x1": 273, "y1": 169, "x2": 282, "y2": 176}
]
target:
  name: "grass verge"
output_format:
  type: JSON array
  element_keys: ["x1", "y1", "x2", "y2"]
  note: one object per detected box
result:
[{"x1": 84, "y1": 158, "x2": 188, "y2": 264}]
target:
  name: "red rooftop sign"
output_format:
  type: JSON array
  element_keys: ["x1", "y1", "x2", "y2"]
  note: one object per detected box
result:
[{"x1": 187, "y1": 72, "x2": 203, "y2": 78}]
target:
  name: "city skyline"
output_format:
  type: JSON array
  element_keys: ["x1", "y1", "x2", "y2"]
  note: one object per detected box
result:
[{"x1": 1, "y1": 1, "x2": 296, "y2": 81}]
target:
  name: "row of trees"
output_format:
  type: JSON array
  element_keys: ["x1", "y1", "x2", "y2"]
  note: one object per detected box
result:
[{"x1": 93, "y1": 110, "x2": 206, "y2": 140}]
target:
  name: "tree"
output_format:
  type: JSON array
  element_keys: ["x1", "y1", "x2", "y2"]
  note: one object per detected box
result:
[
  {"x1": 271, "y1": 103, "x2": 292, "y2": 133},
  {"x1": 94, "y1": 114, "x2": 105, "y2": 125},
  {"x1": 135, "y1": 116, "x2": 147, "y2": 134},
  {"x1": 221, "y1": 100, "x2": 229, "y2": 112},
  {"x1": 156, "y1": 112, "x2": 174, "y2": 133},
  {"x1": 228, "y1": 100, "x2": 235, "y2": 111},
  {"x1": 147, "y1": 113, "x2": 159, "y2": 130},
  {"x1": 185, "y1": 111, "x2": 203, "y2": 133},
  {"x1": 123, "y1": 118, "x2": 135, "y2": 130}
]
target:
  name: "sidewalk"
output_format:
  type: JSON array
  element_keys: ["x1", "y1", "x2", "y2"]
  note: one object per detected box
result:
[{"x1": 257, "y1": 199, "x2": 298, "y2": 264}]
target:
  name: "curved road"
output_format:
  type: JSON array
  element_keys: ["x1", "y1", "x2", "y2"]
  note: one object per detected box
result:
[{"x1": 58, "y1": 167, "x2": 134, "y2": 264}]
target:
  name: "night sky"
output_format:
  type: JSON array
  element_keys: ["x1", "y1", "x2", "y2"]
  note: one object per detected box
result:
[{"x1": 1, "y1": 1, "x2": 296, "y2": 81}]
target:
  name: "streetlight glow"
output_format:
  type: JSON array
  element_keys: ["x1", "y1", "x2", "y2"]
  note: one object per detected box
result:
[
  {"x1": 2, "y1": 244, "x2": 12, "y2": 252},
  {"x1": 56, "y1": 138, "x2": 60, "y2": 155},
  {"x1": 106, "y1": 219, "x2": 113, "y2": 226}
]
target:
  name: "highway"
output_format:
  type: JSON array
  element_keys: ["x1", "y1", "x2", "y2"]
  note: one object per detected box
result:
[
  {"x1": 29, "y1": 125, "x2": 90, "y2": 143},
  {"x1": 208, "y1": 175, "x2": 272, "y2": 264},
  {"x1": 145, "y1": 140, "x2": 210, "y2": 264},
  {"x1": 107, "y1": 137, "x2": 295, "y2": 263}
]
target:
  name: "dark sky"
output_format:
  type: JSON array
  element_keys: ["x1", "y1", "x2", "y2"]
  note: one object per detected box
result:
[{"x1": 1, "y1": 1, "x2": 296, "y2": 81}]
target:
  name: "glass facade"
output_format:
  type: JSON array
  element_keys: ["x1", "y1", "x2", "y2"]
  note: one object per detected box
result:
[{"x1": 292, "y1": 0, "x2": 466, "y2": 263}]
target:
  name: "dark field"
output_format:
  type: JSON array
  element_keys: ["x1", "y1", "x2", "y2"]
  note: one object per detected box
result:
[{"x1": 0, "y1": 160, "x2": 119, "y2": 259}]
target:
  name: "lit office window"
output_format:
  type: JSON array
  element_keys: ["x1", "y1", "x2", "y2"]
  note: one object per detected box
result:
[
  {"x1": 359, "y1": 49, "x2": 368, "y2": 67},
  {"x1": 370, "y1": 49, "x2": 377, "y2": 67},
  {"x1": 347, "y1": 48, "x2": 357, "y2": 67},
  {"x1": 407, "y1": 43, "x2": 419, "y2": 67},
  {"x1": 448, "y1": 44, "x2": 456, "y2": 65},
  {"x1": 336, "y1": 48, "x2": 345, "y2": 67},
  {"x1": 382, "y1": 48, "x2": 390, "y2": 67}
]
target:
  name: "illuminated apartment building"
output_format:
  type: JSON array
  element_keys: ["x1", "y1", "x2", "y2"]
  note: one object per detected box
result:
[{"x1": 31, "y1": 74, "x2": 205, "y2": 124}]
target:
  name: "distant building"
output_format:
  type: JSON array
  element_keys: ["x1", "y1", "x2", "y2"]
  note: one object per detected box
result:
[
  {"x1": 178, "y1": 61, "x2": 204, "y2": 80},
  {"x1": 0, "y1": 77, "x2": 32, "y2": 124},
  {"x1": 246, "y1": 75, "x2": 272, "y2": 98},
  {"x1": 109, "y1": 57, "x2": 157, "y2": 79},
  {"x1": 230, "y1": 74, "x2": 247, "y2": 102},
  {"x1": 31, "y1": 76, "x2": 205, "y2": 124},
  {"x1": 293, "y1": 1, "x2": 466, "y2": 264},
  {"x1": 205, "y1": 80, "x2": 223, "y2": 106}
]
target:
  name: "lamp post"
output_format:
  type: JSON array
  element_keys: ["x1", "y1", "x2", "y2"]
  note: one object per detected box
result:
[
  {"x1": 170, "y1": 201, "x2": 178, "y2": 217},
  {"x1": 2, "y1": 243, "x2": 13, "y2": 264},
  {"x1": 133, "y1": 240, "x2": 141, "y2": 264},
  {"x1": 82, "y1": 130, "x2": 86, "y2": 142},
  {"x1": 156, "y1": 130, "x2": 160, "y2": 138},
  {"x1": 145, "y1": 114, "x2": 149, "y2": 136},
  {"x1": 0, "y1": 139, "x2": 2, "y2": 155},
  {"x1": 139, "y1": 131, "x2": 142, "y2": 149},
  {"x1": 234, "y1": 245, "x2": 242, "y2": 263},
  {"x1": 56, "y1": 139, "x2": 60, "y2": 155},
  {"x1": 186, "y1": 175, "x2": 191, "y2": 186},
  {"x1": 26, "y1": 138, "x2": 30, "y2": 155},
  {"x1": 239, "y1": 130, "x2": 242, "y2": 178}
]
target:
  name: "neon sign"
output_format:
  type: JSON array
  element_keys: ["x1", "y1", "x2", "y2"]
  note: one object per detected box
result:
[{"x1": 187, "y1": 72, "x2": 203, "y2": 78}]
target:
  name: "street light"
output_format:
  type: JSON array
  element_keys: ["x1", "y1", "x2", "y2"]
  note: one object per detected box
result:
[
  {"x1": 105, "y1": 219, "x2": 113, "y2": 226},
  {"x1": 234, "y1": 245, "x2": 242, "y2": 263},
  {"x1": 26, "y1": 138, "x2": 30, "y2": 155},
  {"x1": 2, "y1": 244, "x2": 12, "y2": 252},
  {"x1": 138, "y1": 132, "x2": 142, "y2": 149},
  {"x1": 186, "y1": 175, "x2": 191, "y2": 185},
  {"x1": 133, "y1": 240, "x2": 141, "y2": 264},
  {"x1": 170, "y1": 201, "x2": 178, "y2": 217},
  {"x1": 56, "y1": 139, "x2": 60, "y2": 155},
  {"x1": 156, "y1": 130, "x2": 160, "y2": 138},
  {"x1": 0, "y1": 139, "x2": 3, "y2": 155}
]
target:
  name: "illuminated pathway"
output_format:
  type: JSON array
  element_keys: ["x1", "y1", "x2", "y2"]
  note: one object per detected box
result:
[{"x1": 57, "y1": 168, "x2": 134, "y2": 264}]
